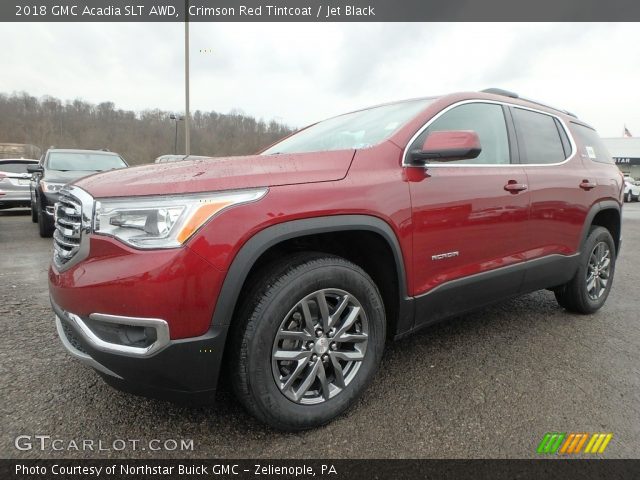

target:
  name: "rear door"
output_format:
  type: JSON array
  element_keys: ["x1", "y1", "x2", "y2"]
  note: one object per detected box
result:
[
  {"x1": 407, "y1": 101, "x2": 530, "y2": 327},
  {"x1": 510, "y1": 107, "x2": 586, "y2": 259}
]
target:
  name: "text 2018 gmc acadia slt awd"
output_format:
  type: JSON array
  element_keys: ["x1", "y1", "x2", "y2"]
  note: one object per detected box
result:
[{"x1": 49, "y1": 89, "x2": 623, "y2": 430}]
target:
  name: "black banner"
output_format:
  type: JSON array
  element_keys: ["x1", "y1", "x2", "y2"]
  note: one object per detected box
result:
[
  {"x1": 2, "y1": 459, "x2": 640, "y2": 480},
  {"x1": 615, "y1": 157, "x2": 640, "y2": 166},
  {"x1": 3, "y1": 0, "x2": 640, "y2": 22}
]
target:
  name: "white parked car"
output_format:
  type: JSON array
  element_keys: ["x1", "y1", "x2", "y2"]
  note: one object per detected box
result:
[{"x1": 623, "y1": 175, "x2": 640, "y2": 202}]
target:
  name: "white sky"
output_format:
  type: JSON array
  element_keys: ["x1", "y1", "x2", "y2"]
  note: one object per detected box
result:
[{"x1": 1, "y1": 22, "x2": 639, "y2": 136}]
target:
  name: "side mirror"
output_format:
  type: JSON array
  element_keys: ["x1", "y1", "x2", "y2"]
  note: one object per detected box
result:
[
  {"x1": 410, "y1": 130, "x2": 482, "y2": 165},
  {"x1": 27, "y1": 165, "x2": 43, "y2": 174}
]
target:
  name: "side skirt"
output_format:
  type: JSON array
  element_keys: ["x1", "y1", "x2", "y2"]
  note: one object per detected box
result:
[{"x1": 394, "y1": 253, "x2": 580, "y2": 340}]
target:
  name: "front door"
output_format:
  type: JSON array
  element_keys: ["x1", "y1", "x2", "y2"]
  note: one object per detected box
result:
[{"x1": 406, "y1": 102, "x2": 530, "y2": 327}]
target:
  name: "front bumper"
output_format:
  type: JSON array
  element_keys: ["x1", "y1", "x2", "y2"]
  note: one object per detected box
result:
[
  {"x1": 53, "y1": 300, "x2": 228, "y2": 404},
  {"x1": 41, "y1": 191, "x2": 60, "y2": 216}
]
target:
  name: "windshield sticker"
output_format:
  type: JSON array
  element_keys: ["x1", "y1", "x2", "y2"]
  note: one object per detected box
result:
[{"x1": 586, "y1": 146, "x2": 597, "y2": 159}]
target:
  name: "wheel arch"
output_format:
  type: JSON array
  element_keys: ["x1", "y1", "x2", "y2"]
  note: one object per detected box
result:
[
  {"x1": 211, "y1": 215, "x2": 413, "y2": 339},
  {"x1": 581, "y1": 200, "x2": 622, "y2": 254}
]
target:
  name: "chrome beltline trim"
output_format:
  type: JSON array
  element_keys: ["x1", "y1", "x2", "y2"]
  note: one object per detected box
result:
[{"x1": 401, "y1": 99, "x2": 578, "y2": 168}]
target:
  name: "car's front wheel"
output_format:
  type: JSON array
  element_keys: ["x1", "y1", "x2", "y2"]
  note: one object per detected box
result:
[
  {"x1": 554, "y1": 226, "x2": 616, "y2": 314},
  {"x1": 37, "y1": 197, "x2": 54, "y2": 237},
  {"x1": 230, "y1": 253, "x2": 386, "y2": 431},
  {"x1": 31, "y1": 204, "x2": 38, "y2": 223}
]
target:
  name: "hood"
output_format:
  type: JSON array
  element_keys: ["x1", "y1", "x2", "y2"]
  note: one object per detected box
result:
[
  {"x1": 75, "y1": 150, "x2": 355, "y2": 198},
  {"x1": 46, "y1": 170, "x2": 102, "y2": 184}
]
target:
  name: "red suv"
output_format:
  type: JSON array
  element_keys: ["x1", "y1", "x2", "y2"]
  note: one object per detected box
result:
[{"x1": 49, "y1": 89, "x2": 623, "y2": 430}]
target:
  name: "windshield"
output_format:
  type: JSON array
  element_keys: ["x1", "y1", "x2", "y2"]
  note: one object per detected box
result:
[
  {"x1": 0, "y1": 161, "x2": 37, "y2": 173},
  {"x1": 262, "y1": 98, "x2": 434, "y2": 155},
  {"x1": 47, "y1": 152, "x2": 127, "y2": 171}
]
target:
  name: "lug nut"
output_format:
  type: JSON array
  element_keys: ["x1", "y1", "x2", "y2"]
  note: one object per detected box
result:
[
  {"x1": 322, "y1": 354, "x2": 329, "y2": 362},
  {"x1": 311, "y1": 354, "x2": 318, "y2": 362},
  {"x1": 330, "y1": 343, "x2": 337, "y2": 351},
  {"x1": 307, "y1": 341, "x2": 314, "y2": 349},
  {"x1": 316, "y1": 329, "x2": 323, "y2": 337}
]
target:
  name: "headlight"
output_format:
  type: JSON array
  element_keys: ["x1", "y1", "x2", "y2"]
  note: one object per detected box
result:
[
  {"x1": 40, "y1": 181, "x2": 65, "y2": 193},
  {"x1": 93, "y1": 188, "x2": 267, "y2": 249}
]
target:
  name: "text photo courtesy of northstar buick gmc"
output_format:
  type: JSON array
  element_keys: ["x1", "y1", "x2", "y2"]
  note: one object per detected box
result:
[{"x1": 48, "y1": 89, "x2": 623, "y2": 430}]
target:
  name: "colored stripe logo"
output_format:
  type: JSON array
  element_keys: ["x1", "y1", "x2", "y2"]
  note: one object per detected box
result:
[{"x1": 537, "y1": 432, "x2": 613, "y2": 455}]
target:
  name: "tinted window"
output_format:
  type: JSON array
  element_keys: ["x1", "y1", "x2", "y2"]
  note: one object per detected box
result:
[
  {"x1": 0, "y1": 161, "x2": 37, "y2": 173},
  {"x1": 571, "y1": 123, "x2": 614, "y2": 164},
  {"x1": 512, "y1": 108, "x2": 566, "y2": 164},
  {"x1": 47, "y1": 152, "x2": 127, "y2": 171},
  {"x1": 262, "y1": 99, "x2": 435, "y2": 154},
  {"x1": 410, "y1": 103, "x2": 510, "y2": 165}
]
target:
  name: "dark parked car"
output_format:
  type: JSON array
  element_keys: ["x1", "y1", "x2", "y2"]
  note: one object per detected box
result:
[
  {"x1": 0, "y1": 159, "x2": 39, "y2": 209},
  {"x1": 49, "y1": 89, "x2": 622, "y2": 430},
  {"x1": 28, "y1": 149, "x2": 128, "y2": 237}
]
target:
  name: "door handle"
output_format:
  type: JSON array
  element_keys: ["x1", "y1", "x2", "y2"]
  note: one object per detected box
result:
[
  {"x1": 579, "y1": 180, "x2": 596, "y2": 190},
  {"x1": 504, "y1": 180, "x2": 528, "y2": 193}
]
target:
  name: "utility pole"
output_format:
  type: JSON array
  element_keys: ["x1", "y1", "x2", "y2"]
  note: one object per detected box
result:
[{"x1": 184, "y1": 0, "x2": 191, "y2": 155}]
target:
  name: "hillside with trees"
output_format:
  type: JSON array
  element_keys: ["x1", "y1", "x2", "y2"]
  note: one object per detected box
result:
[{"x1": 0, "y1": 92, "x2": 293, "y2": 165}]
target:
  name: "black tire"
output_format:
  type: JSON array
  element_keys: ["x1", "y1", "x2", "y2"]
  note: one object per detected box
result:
[
  {"x1": 30, "y1": 201, "x2": 38, "y2": 223},
  {"x1": 37, "y1": 199, "x2": 54, "y2": 237},
  {"x1": 554, "y1": 226, "x2": 616, "y2": 314},
  {"x1": 624, "y1": 191, "x2": 632, "y2": 203},
  {"x1": 230, "y1": 253, "x2": 386, "y2": 431}
]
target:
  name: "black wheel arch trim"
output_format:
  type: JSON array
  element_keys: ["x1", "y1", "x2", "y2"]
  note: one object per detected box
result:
[
  {"x1": 580, "y1": 200, "x2": 622, "y2": 252},
  {"x1": 209, "y1": 214, "x2": 414, "y2": 335}
]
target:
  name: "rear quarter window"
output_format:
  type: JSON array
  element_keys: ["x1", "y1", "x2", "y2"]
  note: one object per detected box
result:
[{"x1": 570, "y1": 123, "x2": 614, "y2": 164}]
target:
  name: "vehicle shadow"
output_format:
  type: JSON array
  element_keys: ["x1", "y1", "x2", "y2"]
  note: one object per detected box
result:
[
  {"x1": 100, "y1": 290, "x2": 568, "y2": 437},
  {"x1": 0, "y1": 208, "x2": 30, "y2": 217}
]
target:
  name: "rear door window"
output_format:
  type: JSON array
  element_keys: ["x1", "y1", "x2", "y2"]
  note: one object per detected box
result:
[{"x1": 512, "y1": 108, "x2": 568, "y2": 164}]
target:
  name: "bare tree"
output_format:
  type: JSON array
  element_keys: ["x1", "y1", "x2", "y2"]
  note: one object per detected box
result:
[{"x1": 0, "y1": 92, "x2": 293, "y2": 165}]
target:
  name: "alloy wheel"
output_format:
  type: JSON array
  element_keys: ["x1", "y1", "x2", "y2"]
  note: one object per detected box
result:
[
  {"x1": 586, "y1": 241, "x2": 611, "y2": 301},
  {"x1": 271, "y1": 288, "x2": 369, "y2": 405}
]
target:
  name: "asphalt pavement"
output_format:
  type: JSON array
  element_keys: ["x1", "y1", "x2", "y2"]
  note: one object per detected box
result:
[{"x1": 1, "y1": 204, "x2": 639, "y2": 459}]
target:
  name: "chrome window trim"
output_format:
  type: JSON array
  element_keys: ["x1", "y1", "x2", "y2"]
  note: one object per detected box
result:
[
  {"x1": 402, "y1": 99, "x2": 578, "y2": 168},
  {"x1": 62, "y1": 311, "x2": 170, "y2": 357}
]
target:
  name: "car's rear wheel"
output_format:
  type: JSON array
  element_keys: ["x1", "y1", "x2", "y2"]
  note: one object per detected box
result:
[
  {"x1": 230, "y1": 253, "x2": 386, "y2": 431},
  {"x1": 625, "y1": 191, "x2": 632, "y2": 203},
  {"x1": 554, "y1": 226, "x2": 615, "y2": 314}
]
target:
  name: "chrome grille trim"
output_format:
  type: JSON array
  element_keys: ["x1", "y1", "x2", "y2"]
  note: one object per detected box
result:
[{"x1": 52, "y1": 186, "x2": 94, "y2": 271}]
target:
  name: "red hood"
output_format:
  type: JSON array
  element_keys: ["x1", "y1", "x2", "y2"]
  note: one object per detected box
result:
[{"x1": 75, "y1": 150, "x2": 355, "y2": 198}]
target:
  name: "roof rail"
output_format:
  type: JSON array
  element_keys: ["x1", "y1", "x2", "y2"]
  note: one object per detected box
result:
[
  {"x1": 519, "y1": 96, "x2": 578, "y2": 118},
  {"x1": 481, "y1": 88, "x2": 577, "y2": 118},
  {"x1": 481, "y1": 88, "x2": 519, "y2": 99}
]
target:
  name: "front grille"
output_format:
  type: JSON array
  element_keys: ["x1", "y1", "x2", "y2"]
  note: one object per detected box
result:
[{"x1": 53, "y1": 190, "x2": 82, "y2": 266}]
